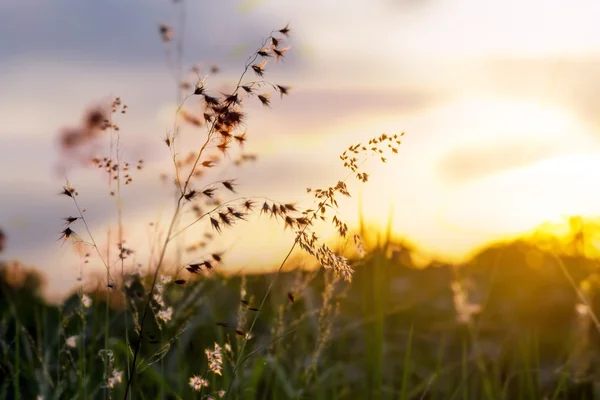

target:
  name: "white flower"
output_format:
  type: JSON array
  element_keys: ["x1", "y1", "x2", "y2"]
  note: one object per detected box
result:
[
  {"x1": 157, "y1": 307, "x2": 173, "y2": 323},
  {"x1": 154, "y1": 293, "x2": 165, "y2": 308},
  {"x1": 107, "y1": 370, "x2": 122, "y2": 388},
  {"x1": 81, "y1": 294, "x2": 92, "y2": 308},
  {"x1": 66, "y1": 335, "x2": 78, "y2": 348},
  {"x1": 205, "y1": 343, "x2": 223, "y2": 376},
  {"x1": 224, "y1": 343, "x2": 232, "y2": 353},
  {"x1": 218, "y1": 389, "x2": 226, "y2": 398},
  {"x1": 161, "y1": 275, "x2": 172, "y2": 284},
  {"x1": 189, "y1": 375, "x2": 209, "y2": 391}
]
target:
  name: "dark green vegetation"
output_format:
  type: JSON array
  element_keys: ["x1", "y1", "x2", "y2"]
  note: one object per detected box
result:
[{"x1": 2, "y1": 221, "x2": 600, "y2": 399}]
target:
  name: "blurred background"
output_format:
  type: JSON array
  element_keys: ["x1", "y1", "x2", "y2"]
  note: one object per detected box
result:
[{"x1": 2, "y1": 0, "x2": 600, "y2": 298}]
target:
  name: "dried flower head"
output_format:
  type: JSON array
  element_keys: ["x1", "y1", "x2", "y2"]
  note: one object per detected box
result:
[
  {"x1": 157, "y1": 307, "x2": 173, "y2": 323},
  {"x1": 252, "y1": 59, "x2": 267, "y2": 77},
  {"x1": 279, "y1": 24, "x2": 291, "y2": 36},
  {"x1": 108, "y1": 370, "x2": 122, "y2": 388},
  {"x1": 66, "y1": 335, "x2": 78, "y2": 348},
  {"x1": 189, "y1": 375, "x2": 209, "y2": 391},
  {"x1": 257, "y1": 93, "x2": 271, "y2": 107},
  {"x1": 205, "y1": 343, "x2": 223, "y2": 375},
  {"x1": 81, "y1": 294, "x2": 92, "y2": 308}
]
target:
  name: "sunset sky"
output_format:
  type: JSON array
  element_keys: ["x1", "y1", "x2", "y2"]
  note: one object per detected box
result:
[{"x1": 2, "y1": 0, "x2": 600, "y2": 297}]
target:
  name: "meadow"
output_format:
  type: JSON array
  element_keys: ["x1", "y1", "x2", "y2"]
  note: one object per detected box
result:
[
  {"x1": 2, "y1": 219, "x2": 600, "y2": 399},
  {"x1": 2, "y1": 5, "x2": 600, "y2": 400}
]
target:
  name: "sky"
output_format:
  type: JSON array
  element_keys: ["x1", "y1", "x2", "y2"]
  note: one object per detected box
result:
[{"x1": 2, "y1": 0, "x2": 600, "y2": 298}]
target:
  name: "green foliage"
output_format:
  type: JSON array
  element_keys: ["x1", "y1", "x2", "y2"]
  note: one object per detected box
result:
[{"x1": 2, "y1": 234, "x2": 600, "y2": 399}]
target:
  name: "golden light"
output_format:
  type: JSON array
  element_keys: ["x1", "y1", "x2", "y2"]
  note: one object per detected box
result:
[{"x1": 340, "y1": 96, "x2": 600, "y2": 260}]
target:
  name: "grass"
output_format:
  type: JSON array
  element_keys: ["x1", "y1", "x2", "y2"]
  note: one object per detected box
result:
[
  {"x1": 3, "y1": 231, "x2": 600, "y2": 399},
  {"x1": 2, "y1": 3, "x2": 600, "y2": 399}
]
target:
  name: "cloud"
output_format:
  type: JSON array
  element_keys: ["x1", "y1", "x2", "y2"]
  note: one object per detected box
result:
[
  {"x1": 436, "y1": 139, "x2": 561, "y2": 185},
  {"x1": 0, "y1": 0, "x2": 295, "y2": 72}
]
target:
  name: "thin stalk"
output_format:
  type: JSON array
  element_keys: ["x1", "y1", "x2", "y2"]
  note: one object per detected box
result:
[
  {"x1": 125, "y1": 31, "x2": 281, "y2": 399},
  {"x1": 14, "y1": 318, "x2": 20, "y2": 400},
  {"x1": 225, "y1": 158, "x2": 373, "y2": 398},
  {"x1": 123, "y1": 197, "x2": 183, "y2": 398}
]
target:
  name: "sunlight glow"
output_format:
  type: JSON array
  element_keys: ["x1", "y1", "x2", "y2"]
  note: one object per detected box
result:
[
  {"x1": 343, "y1": 97, "x2": 600, "y2": 260},
  {"x1": 440, "y1": 154, "x2": 600, "y2": 238}
]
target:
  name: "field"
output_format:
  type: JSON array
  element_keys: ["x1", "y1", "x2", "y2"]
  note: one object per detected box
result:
[
  {"x1": 2, "y1": 2, "x2": 600, "y2": 399},
  {"x1": 2, "y1": 221, "x2": 600, "y2": 399}
]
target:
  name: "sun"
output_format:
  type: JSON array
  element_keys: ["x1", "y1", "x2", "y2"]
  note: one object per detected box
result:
[{"x1": 338, "y1": 96, "x2": 600, "y2": 259}]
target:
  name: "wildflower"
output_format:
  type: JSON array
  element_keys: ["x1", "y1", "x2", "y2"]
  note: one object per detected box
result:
[
  {"x1": 218, "y1": 389, "x2": 226, "y2": 398},
  {"x1": 189, "y1": 375, "x2": 209, "y2": 391},
  {"x1": 107, "y1": 370, "x2": 122, "y2": 388},
  {"x1": 205, "y1": 343, "x2": 223, "y2": 376},
  {"x1": 154, "y1": 292, "x2": 165, "y2": 308},
  {"x1": 66, "y1": 335, "x2": 78, "y2": 348},
  {"x1": 157, "y1": 307, "x2": 173, "y2": 323},
  {"x1": 81, "y1": 294, "x2": 92, "y2": 308}
]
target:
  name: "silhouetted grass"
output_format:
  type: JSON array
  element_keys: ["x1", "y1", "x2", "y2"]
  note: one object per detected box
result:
[
  {"x1": 3, "y1": 2, "x2": 600, "y2": 399},
  {"x1": 3, "y1": 226, "x2": 600, "y2": 399}
]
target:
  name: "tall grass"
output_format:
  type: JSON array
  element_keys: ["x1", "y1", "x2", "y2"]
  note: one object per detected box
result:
[
  {"x1": 4, "y1": 225, "x2": 600, "y2": 398},
  {"x1": 3, "y1": 4, "x2": 600, "y2": 400},
  {"x1": 23, "y1": 2, "x2": 403, "y2": 396}
]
